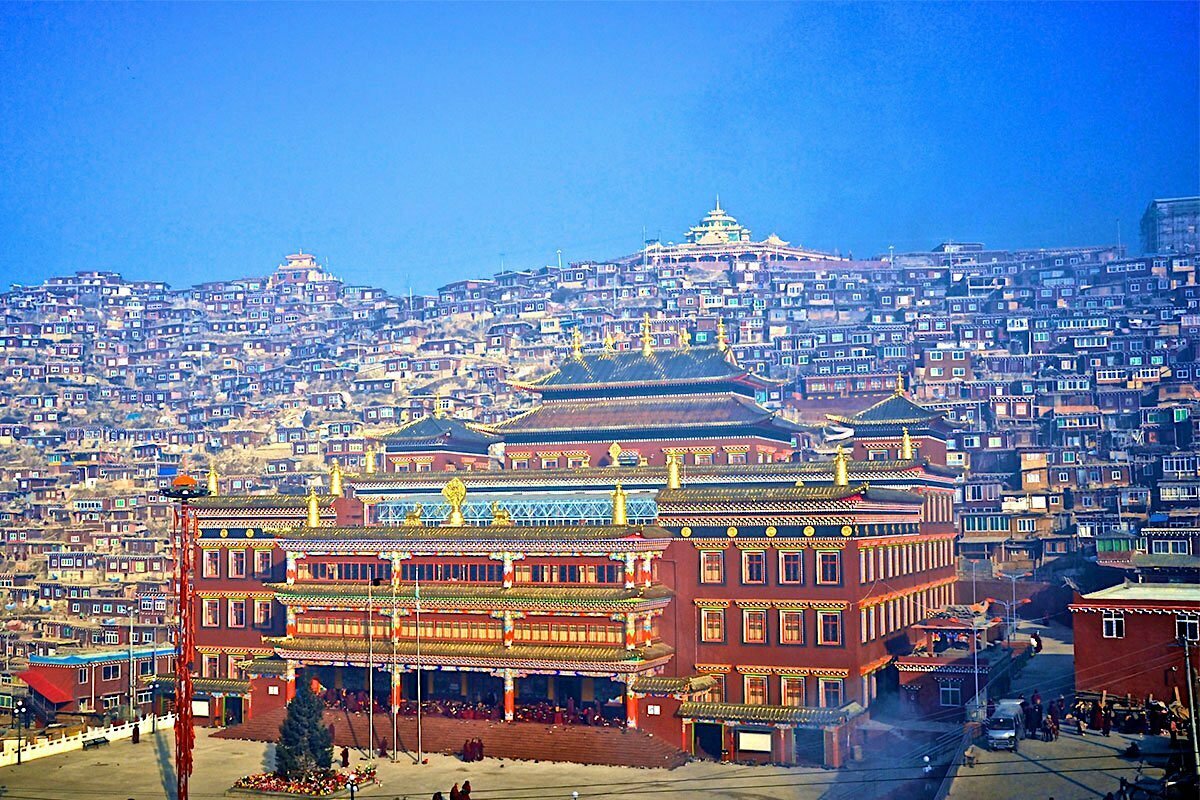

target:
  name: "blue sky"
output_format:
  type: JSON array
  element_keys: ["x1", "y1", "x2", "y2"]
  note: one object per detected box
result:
[{"x1": 1, "y1": 2, "x2": 1196, "y2": 293}]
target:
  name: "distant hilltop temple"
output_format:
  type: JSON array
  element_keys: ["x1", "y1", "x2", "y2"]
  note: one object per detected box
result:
[{"x1": 633, "y1": 199, "x2": 848, "y2": 266}]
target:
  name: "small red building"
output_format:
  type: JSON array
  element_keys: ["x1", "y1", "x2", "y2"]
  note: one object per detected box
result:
[{"x1": 1070, "y1": 582, "x2": 1200, "y2": 702}]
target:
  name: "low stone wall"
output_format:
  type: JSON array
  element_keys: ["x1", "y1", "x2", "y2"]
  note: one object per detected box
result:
[{"x1": 0, "y1": 714, "x2": 175, "y2": 767}]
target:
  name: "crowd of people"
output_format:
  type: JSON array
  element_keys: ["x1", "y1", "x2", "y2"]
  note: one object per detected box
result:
[{"x1": 319, "y1": 687, "x2": 624, "y2": 728}]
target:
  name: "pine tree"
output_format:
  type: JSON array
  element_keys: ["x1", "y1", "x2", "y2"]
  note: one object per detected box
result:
[{"x1": 275, "y1": 682, "x2": 331, "y2": 778}]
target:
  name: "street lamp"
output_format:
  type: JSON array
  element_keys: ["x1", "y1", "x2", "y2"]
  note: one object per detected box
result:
[
  {"x1": 347, "y1": 777, "x2": 357, "y2": 800},
  {"x1": 986, "y1": 597, "x2": 1032, "y2": 643},
  {"x1": 15, "y1": 699, "x2": 25, "y2": 765},
  {"x1": 998, "y1": 571, "x2": 1032, "y2": 641},
  {"x1": 151, "y1": 681, "x2": 159, "y2": 733}
]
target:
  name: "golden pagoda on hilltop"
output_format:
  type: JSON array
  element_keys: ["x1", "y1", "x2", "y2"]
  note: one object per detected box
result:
[{"x1": 685, "y1": 197, "x2": 754, "y2": 245}]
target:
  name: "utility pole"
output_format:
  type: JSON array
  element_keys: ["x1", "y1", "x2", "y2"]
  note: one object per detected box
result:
[
  {"x1": 367, "y1": 576, "x2": 374, "y2": 758},
  {"x1": 416, "y1": 570, "x2": 423, "y2": 765},
  {"x1": 1183, "y1": 636, "x2": 1200, "y2": 777}
]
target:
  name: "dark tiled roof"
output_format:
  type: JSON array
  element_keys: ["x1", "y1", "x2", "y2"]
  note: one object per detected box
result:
[
  {"x1": 527, "y1": 347, "x2": 748, "y2": 390},
  {"x1": 631, "y1": 674, "x2": 718, "y2": 695},
  {"x1": 827, "y1": 393, "x2": 943, "y2": 426},
  {"x1": 496, "y1": 394, "x2": 788, "y2": 434},
  {"x1": 191, "y1": 495, "x2": 334, "y2": 509},
  {"x1": 657, "y1": 484, "x2": 923, "y2": 506},
  {"x1": 678, "y1": 701, "x2": 863, "y2": 727},
  {"x1": 381, "y1": 415, "x2": 499, "y2": 453},
  {"x1": 281, "y1": 524, "x2": 672, "y2": 541},
  {"x1": 271, "y1": 582, "x2": 673, "y2": 607},
  {"x1": 268, "y1": 636, "x2": 674, "y2": 665}
]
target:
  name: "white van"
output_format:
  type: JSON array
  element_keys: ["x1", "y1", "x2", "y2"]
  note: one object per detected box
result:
[{"x1": 985, "y1": 699, "x2": 1026, "y2": 751}]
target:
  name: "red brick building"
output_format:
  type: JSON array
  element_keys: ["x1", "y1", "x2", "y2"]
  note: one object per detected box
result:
[{"x1": 1070, "y1": 582, "x2": 1200, "y2": 701}]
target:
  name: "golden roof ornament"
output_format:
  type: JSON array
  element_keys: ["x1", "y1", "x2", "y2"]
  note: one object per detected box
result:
[
  {"x1": 678, "y1": 328, "x2": 691, "y2": 350},
  {"x1": 306, "y1": 486, "x2": 320, "y2": 528},
  {"x1": 441, "y1": 477, "x2": 467, "y2": 527},
  {"x1": 433, "y1": 390, "x2": 445, "y2": 419},
  {"x1": 833, "y1": 444, "x2": 849, "y2": 488},
  {"x1": 329, "y1": 459, "x2": 343, "y2": 497},
  {"x1": 894, "y1": 368, "x2": 905, "y2": 396},
  {"x1": 403, "y1": 502, "x2": 423, "y2": 527},
  {"x1": 206, "y1": 462, "x2": 219, "y2": 497},
  {"x1": 666, "y1": 452, "x2": 682, "y2": 490},
  {"x1": 364, "y1": 447, "x2": 377, "y2": 475},
  {"x1": 608, "y1": 442, "x2": 622, "y2": 465},
  {"x1": 716, "y1": 320, "x2": 729, "y2": 352},
  {"x1": 603, "y1": 331, "x2": 616, "y2": 354},
  {"x1": 641, "y1": 313, "x2": 654, "y2": 357},
  {"x1": 490, "y1": 501, "x2": 513, "y2": 526},
  {"x1": 901, "y1": 427, "x2": 914, "y2": 460},
  {"x1": 571, "y1": 328, "x2": 584, "y2": 361},
  {"x1": 611, "y1": 482, "x2": 628, "y2": 526}
]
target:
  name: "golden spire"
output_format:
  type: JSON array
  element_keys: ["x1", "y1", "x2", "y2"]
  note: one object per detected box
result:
[
  {"x1": 433, "y1": 390, "x2": 445, "y2": 419},
  {"x1": 611, "y1": 482, "x2": 628, "y2": 526},
  {"x1": 364, "y1": 446, "x2": 377, "y2": 475},
  {"x1": 894, "y1": 368, "x2": 905, "y2": 396},
  {"x1": 329, "y1": 459, "x2": 343, "y2": 497},
  {"x1": 666, "y1": 452, "x2": 681, "y2": 490},
  {"x1": 678, "y1": 328, "x2": 691, "y2": 350},
  {"x1": 306, "y1": 486, "x2": 320, "y2": 528},
  {"x1": 608, "y1": 442, "x2": 622, "y2": 466},
  {"x1": 603, "y1": 331, "x2": 615, "y2": 354},
  {"x1": 901, "y1": 427, "x2": 914, "y2": 460},
  {"x1": 206, "y1": 462, "x2": 219, "y2": 497},
  {"x1": 641, "y1": 313, "x2": 654, "y2": 357},
  {"x1": 441, "y1": 477, "x2": 467, "y2": 527},
  {"x1": 833, "y1": 445, "x2": 849, "y2": 488},
  {"x1": 571, "y1": 328, "x2": 584, "y2": 361},
  {"x1": 716, "y1": 320, "x2": 728, "y2": 352},
  {"x1": 404, "y1": 502, "x2": 423, "y2": 526}
]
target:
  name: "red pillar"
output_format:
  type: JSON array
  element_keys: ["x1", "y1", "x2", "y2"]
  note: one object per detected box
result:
[
  {"x1": 503, "y1": 671, "x2": 515, "y2": 722},
  {"x1": 625, "y1": 686, "x2": 639, "y2": 729}
]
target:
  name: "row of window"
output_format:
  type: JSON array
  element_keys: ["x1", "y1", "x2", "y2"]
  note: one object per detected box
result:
[
  {"x1": 704, "y1": 674, "x2": 844, "y2": 709},
  {"x1": 1102, "y1": 613, "x2": 1199, "y2": 641},
  {"x1": 859, "y1": 540, "x2": 952, "y2": 584},
  {"x1": 202, "y1": 548, "x2": 273, "y2": 580},
  {"x1": 297, "y1": 561, "x2": 626, "y2": 586},
  {"x1": 700, "y1": 608, "x2": 841, "y2": 646},
  {"x1": 700, "y1": 550, "x2": 839, "y2": 586},
  {"x1": 77, "y1": 658, "x2": 162, "y2": 684},
  {"x1": 861, "y1": 585, "x2": 952, "y2": 642},
  {"x1": 200, "y1": 598, "x2": 273, "y2": 628}
]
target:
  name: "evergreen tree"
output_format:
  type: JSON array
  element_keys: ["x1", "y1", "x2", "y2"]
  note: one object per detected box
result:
[{"x1": 275, "y1": 682, "x2": 332, "y2": 778}]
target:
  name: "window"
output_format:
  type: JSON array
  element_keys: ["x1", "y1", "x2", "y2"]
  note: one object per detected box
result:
[
  {"x1": 780, "y1": 552, "x2": 803, "y2": 584},
  {"x1": 1177, "y1": 616, "x2": 1200, "y2": 642},
  {"x1": 78, "y1": 668, "x2": 89, "y2": 685},
  {"x1": 254, "y1": 550, "x2": 273, "y2": 578},
  {"x1": 744, "y1": 675, "x2": 768, "y2": 706},
  {"x1": 228, "y1": 549, "x2": 246, "y2": 579},
  {"x1": 701, "y1": 609, "x2": 725, "y2": 642},
  {"x1": 743, "y1": 610, "x2": 767, "y2": 644},
  {"x1": 139, "y1": 659, "x2": 154, "y2": 676},
  {"x1": 780, "y1": 610, "x2": 804, "y2": 644},
  {"x1": 700, "y1": 551, "x2": 724, "y2": 584},
  {"x1": 742, "y1": 551, "x2": 766, "y2": 584},
  {"x1": 817, "y1": 611, "x2": 842, "y2": 646},
  {"x1": 1102, "y1": 611, "x2": 1124, "y2": 639},
  {"x1": 939, "y1": 682, "x2": 962, "y2": 707},
  {"x1": 101, "y1": 664, "x2": 121, "y2": 681},
  {"x1": 254, "y1": 599, "x2": 272, "y2": 628},
  {"x1": 819, "y1": 678, "x2": 844, "y2": 708},
  {"x1": 1151, "y1": 540, "x2": 1189, "y2": 555},
  {"x1": 228, "y1": 600, "x2": 245, "y2": 627},
  {"x1": 202, "y1": 549, "x2": 220, "y2": 578},
  {"x1": 202, "y1": 599, "x2": 220, "y2": 627},
  {"x1": 817, "y1": 551, "x2": 841, "y2": 584},
  {"x1": 782, "y1": 677, "x2": 805, "y2": 707},
  {"x1": 202, "y1": 655, "x2": 220, "y2": 679}
]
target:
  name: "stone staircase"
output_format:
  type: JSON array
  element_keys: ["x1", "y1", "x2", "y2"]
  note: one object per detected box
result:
[{"x1": 215, "y1": 707, "x2": 689, "y2": 769}]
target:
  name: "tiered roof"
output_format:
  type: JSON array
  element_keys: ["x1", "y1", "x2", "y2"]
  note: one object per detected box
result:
[{"x1": 380, "y1": 414, "x2": 499, "y2": 455}]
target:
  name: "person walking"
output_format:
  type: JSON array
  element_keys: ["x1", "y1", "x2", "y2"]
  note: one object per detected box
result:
[
  {"x1": 340, "y1": 746, "x2": 350, "y2": 768},
  {"x1": 461, "y1": 780, "x2": 472, "y2": 799},
  {"x1": 1102, "y1": 708, "x2": 1112, "y2": 737}
]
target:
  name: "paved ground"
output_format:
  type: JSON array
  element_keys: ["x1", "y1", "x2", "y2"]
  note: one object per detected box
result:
[
  {"x1": 0, "y1": 727, "x2": 856, "y2": 800},
  {"x1": 948, "y1": 620, "x2": 1179, "y2": 800}
]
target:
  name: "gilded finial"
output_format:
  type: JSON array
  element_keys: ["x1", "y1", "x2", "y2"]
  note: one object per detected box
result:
[
  {"x1": 641, "y1": 313, "x2": 654, "y2": 357},
  {"x1": 716, "y1": 320, "x2": 728, "y2": 352},
  {"x1": 607, "y1": 442, "x2": 622, "y2": 466},
  {"x1": 403, "y1": 502, "x2": 423, "y2": 526},
  {"x1": 833, "y1": 445, "x2": 849, "y2": 488},
  {"x1": 441, "y1": 477, "x2": 467, "y2": 526},
  {"x1": 306, "y1": 486, "x2": 320, "y2": 528},
  {"x1": 571, "y1": 328, "x2": 584, "y2": 361},
  {"x1": 206, "y1": 462, "x2": 219, "y2": 497},
  {"x1": 329, "y1": 459, "x2": 343, "y2": 497},
  {"x1": 894, "y1": 368, "x2": 905, "y2": 396},
  {"x1": 490, "y1": 501, "x2": 513, "y2": 526},
  {"x1": 603, "y1": 331, "x2": 616, "y2": 354},
  {"x1": 678, "y1": 328, "x2": 691, "y2": 350},
  {"x1": 611, "y1": 482, "x2": 628, "y2": 526},
  {"x1": 901, "y1": 427, "x2": 914, "y2": 460},
  {"x1": 433, "y1": 390, "x2": 445, "y2": 419},
  {"x1": 666, "y1": 452, "x2": 682, "y2": 490},
  {"x1": 364, "y1": 446, "x2": 377, "y2": 475}
]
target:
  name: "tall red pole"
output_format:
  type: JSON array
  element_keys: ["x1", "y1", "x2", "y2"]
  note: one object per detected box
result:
[{"x1": 166, "y1": 475, "x2": 207, "y2": 800}]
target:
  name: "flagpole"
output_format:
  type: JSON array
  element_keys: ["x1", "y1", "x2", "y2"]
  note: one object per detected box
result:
[
  {"x1": 367, "y1": 576, "x2": 374, "y2": 758},
  {"x1": 416, "y1": 570, "x2": 422, "y2": 764},
  {"x1": 391, "y1": 557, "x2": 398, "y2": 762}
]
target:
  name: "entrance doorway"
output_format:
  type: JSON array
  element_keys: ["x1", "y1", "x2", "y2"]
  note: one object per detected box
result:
[{"x1": 694, "y1": 722, "x2": 723, "y2": 759}]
